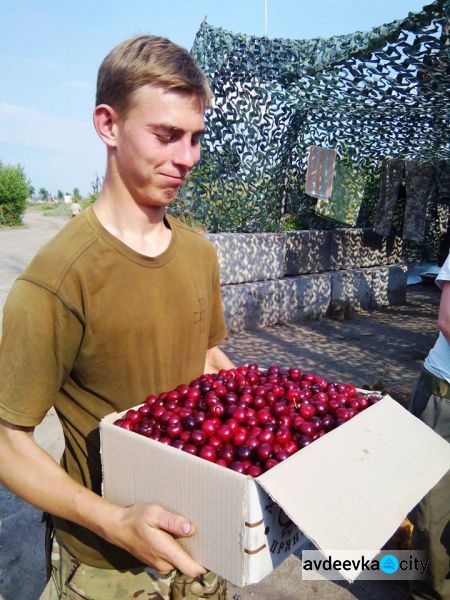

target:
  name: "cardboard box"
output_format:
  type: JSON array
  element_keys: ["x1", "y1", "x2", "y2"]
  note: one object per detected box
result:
[{"x1": 100, "y1": 395, "x2": 450, "y2": 586}]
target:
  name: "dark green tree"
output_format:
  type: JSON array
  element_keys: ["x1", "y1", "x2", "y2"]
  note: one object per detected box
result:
[
  {"x1": 39, "y1": 187, "x2": 49, "y2": 201},
  {"x1": 0, "y1": 162, "x2": 31, "y2": 226}
]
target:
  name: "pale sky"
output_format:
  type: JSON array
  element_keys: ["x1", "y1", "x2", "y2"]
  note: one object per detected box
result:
[{"x1": 0, "y1": 0, "x2": 429, "y2": 196}]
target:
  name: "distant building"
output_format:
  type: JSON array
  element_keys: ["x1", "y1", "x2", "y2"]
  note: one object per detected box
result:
[{"x1": 64, "y1": 194, "x2": 72, "y2": 204}]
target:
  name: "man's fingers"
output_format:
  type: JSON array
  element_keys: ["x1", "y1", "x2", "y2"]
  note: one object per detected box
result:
[
  {"x1": 151, "y1": 528, "x2": 206, "y2": 578},
  {"x1": 151, "y1": 557, "x2": 175, "y2": 574},
  {"x1": 151, "y1": 505, "x2": 195, "y2": 538},
  {"x1": 135, "y1": 504, "x2": 206, "y2": 577}
]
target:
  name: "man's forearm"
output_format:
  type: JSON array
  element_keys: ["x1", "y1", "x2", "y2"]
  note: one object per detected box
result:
[
  {"x1": 0, "y1": 419, "x2": 205, "y2": 576},
  {"x1": 204, "y1": 346, "x2": 236, "y2": 374},
  {"x1": 0, "y1": 420, "x2": 120, "y2": 541},
  {"x1": 437, "y1": 281, "x2": 450, "y2": 344}
]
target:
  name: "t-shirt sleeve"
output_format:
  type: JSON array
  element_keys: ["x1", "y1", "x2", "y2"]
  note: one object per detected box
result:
[
  {"x1": 436, "y1": 252, "x2": 450, "y2": 288},
  {"x1": 0, "y1": 279, "x2": 83, "y2": 427},
  {"x1": 207, "y1": 253, "x2": 228, "y2": 349}
]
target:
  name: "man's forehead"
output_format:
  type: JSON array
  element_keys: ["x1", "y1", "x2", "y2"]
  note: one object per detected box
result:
[{"x1": 130, "y1": 84, "x2": 206, "y2": 112}]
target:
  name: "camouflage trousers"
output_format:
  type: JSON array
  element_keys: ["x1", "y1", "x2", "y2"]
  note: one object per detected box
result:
[
  {"x1": 408, "y1": 370, "x2": 450, "y2": 600},
  {"x1": 39, "y1": 535, "x2": 227, "y2": 600},
  {"x1": 374, "y1": 158, "x2": 440, "y2": 243}
]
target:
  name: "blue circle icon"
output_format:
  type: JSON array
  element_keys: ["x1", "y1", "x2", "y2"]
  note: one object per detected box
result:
[{"x1": 380, "y1": 554, "x2": 399, "y2": 574}]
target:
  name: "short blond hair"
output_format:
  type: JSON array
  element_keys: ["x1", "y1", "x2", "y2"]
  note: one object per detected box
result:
[{"x1": 96, "y1": 35, "x2": 211, "y2": 115}]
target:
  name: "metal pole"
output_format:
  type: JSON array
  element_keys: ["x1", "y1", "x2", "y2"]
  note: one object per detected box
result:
[{"x1": 264, "y1": 0, "x2": 268, "y2": 36}]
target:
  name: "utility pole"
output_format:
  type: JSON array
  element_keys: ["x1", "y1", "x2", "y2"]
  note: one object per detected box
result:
[{"x1": 264, "y1": 0, "x2": 268, "y2": 36}]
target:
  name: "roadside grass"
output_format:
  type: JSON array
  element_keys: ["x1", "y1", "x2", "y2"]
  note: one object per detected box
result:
[{"x1": 27, "y1": 202, "x2": 72, "y2": 218}]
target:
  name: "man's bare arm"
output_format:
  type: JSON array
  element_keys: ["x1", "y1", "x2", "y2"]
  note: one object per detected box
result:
[
  {"x1": 204, "y1": 346, "x2": 236, "y2": 374},
  {"x1": 0, "y1": 418, "x2": 205, "y2": 576},
  {"x1": 437, "y1": 281, "x2": 450, "y2": 344}
]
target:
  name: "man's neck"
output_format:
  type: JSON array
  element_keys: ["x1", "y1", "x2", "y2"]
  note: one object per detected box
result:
[{"x1": 92, "y1": 184, "x2": 172, "y2": 258}]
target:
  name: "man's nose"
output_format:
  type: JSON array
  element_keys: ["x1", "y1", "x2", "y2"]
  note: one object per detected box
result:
[{"x1": 173, "y1": 140, "x2": 200, "y2": 169}]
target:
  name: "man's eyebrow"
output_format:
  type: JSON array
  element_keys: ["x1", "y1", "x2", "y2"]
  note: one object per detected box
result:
[{"x1": 150, "y1": 123, "x2": 205, "y2": 136}]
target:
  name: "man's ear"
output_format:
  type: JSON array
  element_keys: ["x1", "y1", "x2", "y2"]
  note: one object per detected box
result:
[{"x1": 93, "y1": 104, "x2": 119, "y2": 148}]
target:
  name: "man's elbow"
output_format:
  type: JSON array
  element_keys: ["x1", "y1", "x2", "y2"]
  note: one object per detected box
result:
[{"x1": 437, "y1": 318, "x2": 450, "y2": 344}]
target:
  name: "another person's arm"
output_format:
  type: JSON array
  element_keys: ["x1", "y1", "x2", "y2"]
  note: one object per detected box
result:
[
  {"x1": 437, "y1": 281, "x2": 450, "y2": 344},
  {"x1": 0, "y1": 417, "x2": 205, "y2": 576}
]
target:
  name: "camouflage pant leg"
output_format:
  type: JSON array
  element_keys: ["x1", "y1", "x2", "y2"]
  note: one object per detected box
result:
[
  {"x1": 404, "y1": 160, "x2": 436, "y2": 242},
  {"x1": 171, "y1": 571, "x2": 227, "y2": 599},
  {"x1": 435, "y1": 159, "x2": 450, "y2": 203},
  {"x1": 373, "y1": 158, "x2": 405, "y2": 236},
  {"x1": 39, "y1": 534, "x2": 227, "y2": 600},
  {"x1": 408, "y1": 374, "x2": 450, "y2": 600}
]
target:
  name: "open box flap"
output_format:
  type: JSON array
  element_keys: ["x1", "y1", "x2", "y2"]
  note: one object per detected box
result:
[{"x1": 256, "y1": 396, "x2": 450, "y2": 581}]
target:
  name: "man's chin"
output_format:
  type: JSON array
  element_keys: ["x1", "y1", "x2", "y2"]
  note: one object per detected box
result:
[{"x1": 139, "y1": 188, "x2": 179, "y2": 207}]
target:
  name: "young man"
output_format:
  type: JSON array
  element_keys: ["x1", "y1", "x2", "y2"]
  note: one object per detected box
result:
[
  {"x1": 409, "y1": 252, "x2": 450, "y2": 600},
  {"x1": 0, "y1": 36, "x2": 234, "y2": 599}
]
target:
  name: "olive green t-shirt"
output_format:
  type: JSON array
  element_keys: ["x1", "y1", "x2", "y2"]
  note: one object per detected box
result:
[{"x1": 0, "y1": 207, "x2": 227, "y2": 569}]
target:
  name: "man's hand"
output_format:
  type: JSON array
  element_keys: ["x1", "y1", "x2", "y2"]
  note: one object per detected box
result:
[
  {"x1": 0, "y1": 420, "x2": 205, "y2": 577},
  {"x1": 105, "y1": 503, "x2": 206, "y2": 577}
]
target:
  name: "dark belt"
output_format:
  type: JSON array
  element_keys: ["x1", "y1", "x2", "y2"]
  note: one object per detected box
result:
[{"x1": 422, "y1": 369, "x2": 450, "y2": 399}]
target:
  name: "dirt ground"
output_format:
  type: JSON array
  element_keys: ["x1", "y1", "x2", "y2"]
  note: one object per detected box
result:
[{"x1": 0, "y1": 210, "x2": 442, "y2": 599}]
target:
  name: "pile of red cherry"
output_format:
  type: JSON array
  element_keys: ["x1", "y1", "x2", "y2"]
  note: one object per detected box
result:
[{"x1": 114, "y1": 364, "x2": 380, "y2": 476}]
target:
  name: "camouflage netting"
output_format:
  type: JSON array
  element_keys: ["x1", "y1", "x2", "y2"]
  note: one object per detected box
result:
[{"x1": 173, "y1": 0, "x2": 449, "y2": 254}]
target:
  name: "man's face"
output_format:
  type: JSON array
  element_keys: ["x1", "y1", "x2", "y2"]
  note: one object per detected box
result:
[{"x1": 113, "y1": 84, "x2": 205, "y2": 208}]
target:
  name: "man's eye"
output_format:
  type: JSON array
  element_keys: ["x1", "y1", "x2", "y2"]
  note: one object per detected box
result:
[{"x1": 155, "y1": 133, "x2": 173, "y2": 143}]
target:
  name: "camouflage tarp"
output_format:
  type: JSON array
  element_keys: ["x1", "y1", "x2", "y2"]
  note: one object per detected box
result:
[{"x1": 178, "y1": 0, "x2": 450, "y2": 236}]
